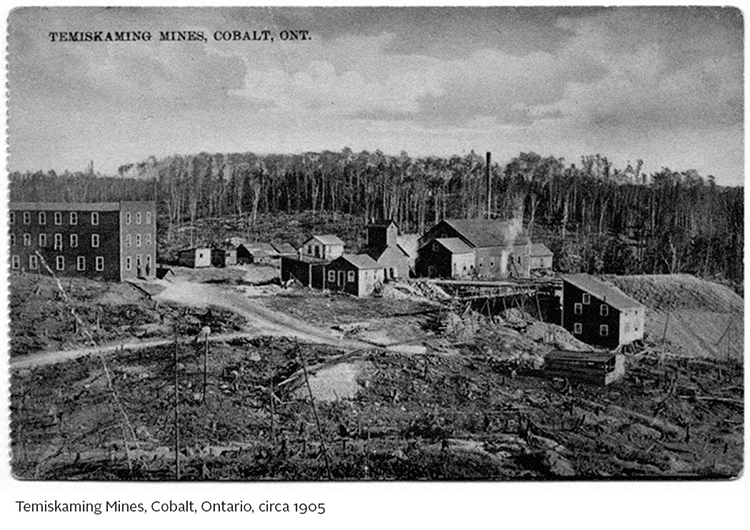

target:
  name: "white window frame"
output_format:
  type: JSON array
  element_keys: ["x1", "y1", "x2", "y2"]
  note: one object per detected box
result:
[
  {"x1": 9, "y1": 212, "x2": 15, "y2": 225},
  {"x1": 38, "y1": 233, "x2": 46, "y2": 247},
  {"x1": 136, "y1": 212, "x2": 142, "y2": 225},
  {"x1": 136, "y1": 234, "x2": 142, "y2": 247},
  {"x1": 70, "y1": 212, "x2": 78, "y2": 225},
  {"x1": 91, "y1": 212, "x2": 99, "y2": 225},
  {"x1": 490, "y1": 258, "x2": 495, "y2": 267},
  {"x1": 582, "y1": 293, "x2": 591, "y2": 304},
  {"x1": 146, "y1": 233, "x2": 152, "y2": 245},
  {"x1": 23, "y1": 233, "x2": 31, "y2": 246},
  {"x1": 38, "y1": 212, "x2": 46, "y2": 225},
  {"x1": 29, "y1": 255, "x2": 38, "y2": 270},
  {"x1": 574, "y1": 303, "x2": 582, "y2": 315},
  {"x1": 11, "y1": 255, "x2": 20, "y2": 270},
  {"x1": 54, "y1": 211, "x2": 62, "y2": 225},
  {"x1": 126, "y1": 212, "x2": 132, "y2": 225},
  {"x1": 9, "y1": 234, "x2": 15, "y2": 246},
  {"x1": 70, "y1": 234, "x2": 78, "y2": 248},
  {"x1": 573, "y1": 323, "x2": 582, "y2": 335},
  {"x1": 347, "y1": 270, "x2": 355, "y2": 282},
  {"x1": 327, "y1": 270, "x2": 335, "y2": 282},
  {"x1": 95, "y1": 256, "x2": 104, "y2": 271},
  {"x1": 600, "y1": 325, "x2": 609, "y2": 337},
  {"x1": 23, "y1": 212, "x2": 30, "y2": 224},
  {"x1": 54, "y1": 233, "x2": 63, "y2": 250},
  {"x1": 125, "y1": 257, "x2": 132, "y2": 271},
  {"x1": 77, "y1": 256, "x2": 86, "y2": 271},
  {"x1": 136, "y1": 255, "x2": 142, "y2": 269},
  {"x1": 146, "y1": 212, "x2": 152, "y2": 224},
  {"x1": 600, "y1": 304, "x2": 609, "y2": 317},
  {"x1": 126, "y1": 234, "x2": 132, "y2": 247},
  {"x1": 91, "y1": 234, "x2": 100, "y2": 248},
  {"x1": 56, "y1": 256, "x2": 65, "y2": 271}
]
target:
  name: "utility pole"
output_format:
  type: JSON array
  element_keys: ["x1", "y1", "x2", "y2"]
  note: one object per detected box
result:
[
  {"x1": 486, "y1": 151, "x2": 492, "y2": 219},
  {"x1": 173, "y1": 332, "x2": 180, "y2": 480}
]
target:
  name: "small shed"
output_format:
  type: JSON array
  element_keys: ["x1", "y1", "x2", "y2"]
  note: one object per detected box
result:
[
  {"x1": 177, "y1": 248, "x2": 212, "y2": 268},
  {"x1": 211, "y1": 248, "x2": 238, "y2": 267},
  {"x1": 299, "y1": 235, "x2": 345, "y2": 261},
  {"x1": 237, "y1": 242, "x2": 280, "y2": 264},
  {"x1": 325, "y1": 254, "x2": 384, "y2": 297},
  {"x1": 530, "y1": 243, "x2": 554, "y2": 271},
  {"x1": 545, "y1": 350, "x2": 625, "y2": 386}
]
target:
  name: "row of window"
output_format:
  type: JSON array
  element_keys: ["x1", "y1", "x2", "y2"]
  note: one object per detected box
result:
[
  {"x1": 10, "y1": 211, "x2": 152, "y2": 226},
  {"x1": 12, "y1": 211, "x2": 99, "y2": 226},
  {"x1": 573, "y1": 302, "x2": 609, "y2": 316},
  {"x1": 124, "y1": 211, "x2": 151, "y2": 225},
  {"x1": 125, "y1": 233, "x2": 152, "y2": 247},
  {"x1": 327, "y1": 270, "x2": 356, "y2": 284},
  {"x1": 10, "y1": 232, "x2": 153, "y2": 249},
  {"x1": 124, "y1": 254, "x2": 152, "y2": 272},
  {"x1": 11, "y1": 233, "x2": 102, "y2": 249},
  {"x1": 11, "y1": 254, "x2": 105, "y2": 272},
  {"x1": 572, "y1": 323, "x2": 609, "y2": 337}
]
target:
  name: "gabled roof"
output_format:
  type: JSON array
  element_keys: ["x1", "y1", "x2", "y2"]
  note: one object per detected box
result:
[
  {"x1": 443, "y1": 219, "x2": 529, "y2": 248},
  {"x1": 435, "y1": 237, "x2": 473, "y2": 254},
  {"x1": 562, "y1": 274, "x2": 644, "y2": 311},
  {"x1": 272, "y1": 242, "x2": 297, "y2": 255},
  {"x1": 178, "y1": 247, "x2": 211, "y2": 254},
  {"x1": 305, "y1": 234, "x2": 345, "y2": 246},
  {"x1": 242, "y1": 242, "x2": 279, "y2": 257},
  {"x1": 368, "y1": 244, "x2": 409, "y2": 261},
  {"x1": 335, "y1": 253, "x2": 382, "y2": 270},
  {"x1": 11, "y1": 201, "x2": 121, "y2": 211},
  {"x1": 531, "y1": 243, "x2": 553, "y2": 257}
]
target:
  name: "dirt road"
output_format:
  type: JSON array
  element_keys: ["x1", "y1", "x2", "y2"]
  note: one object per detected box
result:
[
  {"x1": 12, "y1": 278, "x2": 426, "y2": 370},
  {"x1": 10, "y1": 331, "x2": 258, "y2": 370},
  {"x1": 153, "y1": 279, "x2": 374, "y2": 349}
]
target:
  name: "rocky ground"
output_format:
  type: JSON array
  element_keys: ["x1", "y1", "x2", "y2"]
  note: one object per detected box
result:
[{"x1": 8, "y1": 271, "x2": 744, "y2": 480}]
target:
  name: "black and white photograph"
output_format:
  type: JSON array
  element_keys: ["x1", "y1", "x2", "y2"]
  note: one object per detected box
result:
[{"x1": 2, "y1": 4, "x2": 744, "y2": 492}]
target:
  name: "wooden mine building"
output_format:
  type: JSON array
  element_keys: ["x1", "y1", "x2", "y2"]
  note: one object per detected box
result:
[
  {"x1": 9, "y1": 201, "x2": 157, "y2": 281},
  {"x1": 561, "y1": 273, "x2": 645, "y2": 348}
]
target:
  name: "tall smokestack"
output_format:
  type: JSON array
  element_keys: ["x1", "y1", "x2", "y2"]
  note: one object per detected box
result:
[{"x1": 486, "y1": 151, "x2": 492, "y2": 219}]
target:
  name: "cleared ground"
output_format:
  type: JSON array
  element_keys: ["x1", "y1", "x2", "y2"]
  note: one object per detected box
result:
[{"x1": 8, "y1": 270, "x2": 744, "y2": 480}]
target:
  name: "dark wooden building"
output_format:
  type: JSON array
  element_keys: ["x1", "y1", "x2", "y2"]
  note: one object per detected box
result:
[
  {"x1": 9, "y1": 201, "x2": 157, "y2": 281},
  {"x1": 415, "y1": 237, "x2": 474, "y2": 278},
  {"x1": 325, "y1": 254, "x2": 384, "y2": 297},
  {"x1": 561, "y1": 274, "x2": 645, "y2": 349},
  {"x1": 280, "y1": 256, "x2": 327, "y2": 288}
]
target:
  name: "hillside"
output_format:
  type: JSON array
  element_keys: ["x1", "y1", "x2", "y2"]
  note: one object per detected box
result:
[{"x1": 606, "y1": 274, "x2": 744, "y2": 359}]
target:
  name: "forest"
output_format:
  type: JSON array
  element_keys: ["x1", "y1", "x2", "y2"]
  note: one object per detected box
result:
[{"x1": 9, "y1": 149, "x2": 744, "y2": 291}]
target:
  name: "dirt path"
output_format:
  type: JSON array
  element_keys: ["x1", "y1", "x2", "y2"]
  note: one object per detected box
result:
[
  {"x1": 11, "y1": 279, "x2": 425, "y2": 370},
  {"x1": 153, "y1": 279, "x2": 374, "y2": 349},
  {"x1": 10, "y1": 331, "x2": 259, "y2": 370}
]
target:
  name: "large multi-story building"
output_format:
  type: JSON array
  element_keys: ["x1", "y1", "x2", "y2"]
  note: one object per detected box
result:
[{"x1": 9, "y1": 201, "x2": 157, "y2": 281}]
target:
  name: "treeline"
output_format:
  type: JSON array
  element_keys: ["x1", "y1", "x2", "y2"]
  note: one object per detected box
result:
[{"x1": 9, "y1": 149, "x2": 744, "y2": 287}]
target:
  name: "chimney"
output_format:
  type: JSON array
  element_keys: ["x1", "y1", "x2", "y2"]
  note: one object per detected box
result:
[{"x1": 486, "y1": 151, "x2": 492, "y2": 219}]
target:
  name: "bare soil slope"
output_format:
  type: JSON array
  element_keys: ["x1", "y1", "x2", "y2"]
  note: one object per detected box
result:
[{"x1": 605, "y1": 274, "x2": 743, "y2": 359}]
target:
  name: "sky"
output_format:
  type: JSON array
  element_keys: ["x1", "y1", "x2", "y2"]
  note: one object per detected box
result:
[{"x1": 6, "y1": 6, "x2": 745, "y2": 185}]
